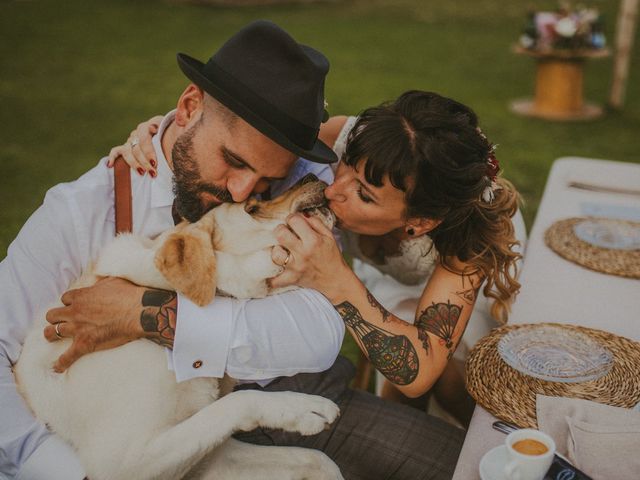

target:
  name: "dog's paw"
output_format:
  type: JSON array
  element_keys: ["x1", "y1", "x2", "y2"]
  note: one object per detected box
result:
[{"x1": 256, "y1": 392, "x2": 340, "y2": 436}]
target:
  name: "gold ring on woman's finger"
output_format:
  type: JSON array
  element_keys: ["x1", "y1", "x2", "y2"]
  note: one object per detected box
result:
[
  {"x1": 54, "y1": 321, "x2": 66, "y2": 339},
  {"x1": 282, "y1": 248, "x2": 292, "y2": 267}
]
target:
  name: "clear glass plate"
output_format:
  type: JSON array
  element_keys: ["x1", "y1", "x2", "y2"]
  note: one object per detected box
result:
[
  {"x1": 573, "y1": 219, "x2": 640, "y2": 251},
  {"x1": 498, "y1": 325, "x2": 614, "y2": 383}
]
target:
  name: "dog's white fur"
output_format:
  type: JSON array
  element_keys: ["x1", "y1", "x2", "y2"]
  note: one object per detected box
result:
[{"x1": 15, "y1": 179, "x2": 342, "y2": 480}]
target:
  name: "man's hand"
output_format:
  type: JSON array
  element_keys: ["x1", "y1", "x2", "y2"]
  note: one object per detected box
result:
[{"x1": 44, "y1": 277, "x2": 177, "y2": 372}]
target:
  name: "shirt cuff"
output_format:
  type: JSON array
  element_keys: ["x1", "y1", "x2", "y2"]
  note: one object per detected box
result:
[
  {"x1": 15, "y1": 435, "x2": 86, "y2": 480},
  {"x1": 172, "y1": 294, "x2": 234, "y2": 382}
]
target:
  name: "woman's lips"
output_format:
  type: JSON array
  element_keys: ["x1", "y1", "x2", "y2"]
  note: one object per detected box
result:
[{"x1": 326, "y1": 203, "x2": 343, "y2": 228}]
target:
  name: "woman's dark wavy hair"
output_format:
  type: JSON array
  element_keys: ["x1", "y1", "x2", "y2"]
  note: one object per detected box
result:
[{"x1": 344, "y1": 90, "x2": 521, "y2": 322}]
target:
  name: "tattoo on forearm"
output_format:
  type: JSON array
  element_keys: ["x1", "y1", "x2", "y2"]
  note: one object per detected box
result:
[
  {"x1": 366, "y1": 291, "x2": 391, "y2": 323},
  {"x1": 416, "y1": 301, "x2": 462, "y2": 360},
  {"x1": 455, "y1": 274, "x2": 480, "y2": 305},
  {"x1": 140, "y1": 289, "x2": 177, "y2": 349},
  {"x1": 334, "y1": 301, "x2": 418, "y2": 385},
  {"x1": 417, "y1": 324, "x2": 431, "y2": 355},
  {"x1": 455, "y1": 287, "x2": 476, "y2": 305}
]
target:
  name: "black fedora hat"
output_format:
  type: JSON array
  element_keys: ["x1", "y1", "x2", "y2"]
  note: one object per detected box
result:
[{"x1": 177, "y1": 20, "x2": 337, "y2": 164}]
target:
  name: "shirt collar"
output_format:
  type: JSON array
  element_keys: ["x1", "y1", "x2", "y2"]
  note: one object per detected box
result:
[{"x1": 150, "y1": 110, "x2": 177, "y2": 208}]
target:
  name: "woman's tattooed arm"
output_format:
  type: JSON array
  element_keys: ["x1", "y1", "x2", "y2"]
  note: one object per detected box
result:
[
  {"x1": 455, "y1": 273, "x2": 480, "y2": 306},
  {"x1": 366, "y1": 291, "x2": 391, "y2": 323},
  {"x1": 334, "y1": 301, "x2": 419, "y2": 385},
  {"x1": 139, "y1": 289, "x2": 177, "y2": 349},
  {"x1": 415, "y1": 301, "x2": 463, "y2": 360}
]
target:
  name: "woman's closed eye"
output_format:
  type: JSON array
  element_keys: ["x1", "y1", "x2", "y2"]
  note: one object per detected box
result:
[{"x1": 357, "y1": 186, "x2": 374, "y2": 204}]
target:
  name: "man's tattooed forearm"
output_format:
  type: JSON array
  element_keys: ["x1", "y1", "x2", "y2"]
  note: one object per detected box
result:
[
  {"x1": 140, "y1": 289, "x2": 177, "y2": 349},
  {"x1": 366, "y1": 290, "x2": 391, "y2": 323},
  {"x1": 416, "y1": 301, "x2": 462, "y2": 360},
  {"x1": 334, "y1": 301, "x2": 418, "y2": 385}
]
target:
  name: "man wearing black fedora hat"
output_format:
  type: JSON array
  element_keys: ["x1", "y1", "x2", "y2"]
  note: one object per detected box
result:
[{"x1": 0, "y1": 20, "x2": 463, "y2": 480}]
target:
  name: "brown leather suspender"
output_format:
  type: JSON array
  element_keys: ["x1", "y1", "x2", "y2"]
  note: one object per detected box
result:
[{"x1": 114, "y1": 157, "x2": 133, "y2": 234}]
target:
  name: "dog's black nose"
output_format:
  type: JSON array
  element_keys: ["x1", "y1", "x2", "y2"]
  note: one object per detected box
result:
[{"x1": 298, "y1": 173, "x2": 318, "y2": 185}]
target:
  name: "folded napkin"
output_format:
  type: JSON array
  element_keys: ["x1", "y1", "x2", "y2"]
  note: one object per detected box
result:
[{"x1": 536, "y1": 394, "x2": 640, "y2": 480}]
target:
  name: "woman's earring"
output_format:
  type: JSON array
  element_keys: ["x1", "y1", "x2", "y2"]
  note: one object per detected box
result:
[{"x1": 407, "y1": 228, "x2": 415, "y2": 236}]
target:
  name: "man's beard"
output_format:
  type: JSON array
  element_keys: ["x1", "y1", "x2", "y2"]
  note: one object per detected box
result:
[{"x1": 171, "y1": 123, "x2": 232, "y2": 223}]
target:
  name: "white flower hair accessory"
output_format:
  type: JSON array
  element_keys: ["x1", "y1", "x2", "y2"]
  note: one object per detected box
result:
[{"x1": 477, "y1": 128, "x2": 501, "y2": 203}]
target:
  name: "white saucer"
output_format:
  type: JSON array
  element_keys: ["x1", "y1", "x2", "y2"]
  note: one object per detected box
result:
[{"x1": 479, "y1": 445, "x2": 509, "y2": 480}]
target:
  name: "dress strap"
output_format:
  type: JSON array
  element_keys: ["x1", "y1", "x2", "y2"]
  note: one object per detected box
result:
[{"x1": 332, "y1": 116, "x2": 358, "y2": 161}]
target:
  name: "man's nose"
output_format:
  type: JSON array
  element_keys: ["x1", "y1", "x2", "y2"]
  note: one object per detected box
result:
[{"x1": 228, "y1": 174, "x2": 258, "y2": 202}]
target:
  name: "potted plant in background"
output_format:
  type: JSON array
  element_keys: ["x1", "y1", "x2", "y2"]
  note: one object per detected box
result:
[{"x1": 511, "y1": 2, "x2": 610, "y2": 120}]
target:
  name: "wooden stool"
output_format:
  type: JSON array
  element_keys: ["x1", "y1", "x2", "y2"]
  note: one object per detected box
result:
[{"x1": 510, "y1": 46, "x2": 610, "y2": 121}]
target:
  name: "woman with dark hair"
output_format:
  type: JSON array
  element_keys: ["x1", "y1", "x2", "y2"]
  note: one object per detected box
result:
[
  {"x1": 116, "y1": 90, "x2": 524, "y2": 426},
  {"x1": 269, "y1": 91, "x2": 523, "y2": 422}
]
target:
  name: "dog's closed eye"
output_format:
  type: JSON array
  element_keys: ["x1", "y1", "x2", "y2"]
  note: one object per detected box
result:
[{"x1": 244, "y1": 199, "x2": 260, "y2": 215}]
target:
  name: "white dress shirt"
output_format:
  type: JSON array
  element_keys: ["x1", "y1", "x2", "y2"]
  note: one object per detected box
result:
[{"x1": 0, "y1": 111, "x2": 344, "y2": 479}]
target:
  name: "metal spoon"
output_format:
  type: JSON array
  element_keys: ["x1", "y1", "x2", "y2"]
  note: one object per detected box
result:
[{"x1": 492, "y1": 420, "x2": 518, "y2": 435}]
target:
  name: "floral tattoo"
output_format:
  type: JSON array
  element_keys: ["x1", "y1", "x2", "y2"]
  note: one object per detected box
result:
[
  {"x1": 416, "y1": 301, "x2": 463, "y2": 359},
  {"x1": 140, "y1": 289, "x2": 177, "y2": 349},
  {"x1": 334, "y1": 301, "x2": 418, "y2": 385}
]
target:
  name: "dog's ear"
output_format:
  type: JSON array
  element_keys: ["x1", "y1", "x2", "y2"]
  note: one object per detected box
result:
[{"x1": 154, "y1": 218, "x2": 217, "y2": 307}]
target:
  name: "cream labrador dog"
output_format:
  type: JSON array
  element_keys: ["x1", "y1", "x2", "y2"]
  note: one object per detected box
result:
[{"x1": 15, "y1": 176, "x2": 343, "y2": 480}]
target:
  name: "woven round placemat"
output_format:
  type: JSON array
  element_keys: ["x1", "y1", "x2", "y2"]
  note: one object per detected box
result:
[
  {"x1": 544, "y1": 217, "x2": 640, "y2": 279},
  {"x1": 466, "y1": 323, "x2": 640, "y2": 428}
]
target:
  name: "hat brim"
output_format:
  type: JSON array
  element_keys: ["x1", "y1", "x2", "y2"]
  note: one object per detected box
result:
[{"x1": 177, "y1": 53, "x2": 337, "y2": 165}]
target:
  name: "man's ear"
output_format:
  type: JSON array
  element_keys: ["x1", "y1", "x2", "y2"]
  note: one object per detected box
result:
[
  {"x1": 406, "y1": 217, "x2": 442, "y2": 237},
  {"x1": 154, "y1": 219, "x2": 216, "y2": 307},
  {"x1": 174, "y1": 84, "x2": 205, "y2": 127}
]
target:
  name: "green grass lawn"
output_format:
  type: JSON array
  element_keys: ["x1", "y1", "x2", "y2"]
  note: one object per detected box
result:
[{"x1": 1, "y1": 0, "x2": 639, "y2": 364}]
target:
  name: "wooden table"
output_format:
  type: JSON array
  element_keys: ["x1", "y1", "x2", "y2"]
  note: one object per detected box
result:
[
  {"x1": 510, "y1": 47, "x2": 610, "y2": 121},
  {"x1": 452, "y1": 157, "x2": 640, "y2": 479}
]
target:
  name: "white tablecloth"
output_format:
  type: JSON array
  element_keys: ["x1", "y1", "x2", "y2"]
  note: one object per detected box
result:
[{"x1": 452, "y1": 157, "x2": 640, "y2": 480}]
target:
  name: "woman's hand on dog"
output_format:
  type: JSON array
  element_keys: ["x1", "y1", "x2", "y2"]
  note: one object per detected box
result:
[
  {"x1": 44, "y1": 277, "x2": 147, "y2": 372},
  {"x1": 270, "y1": 213, "x2": 353, "y2": 303}
]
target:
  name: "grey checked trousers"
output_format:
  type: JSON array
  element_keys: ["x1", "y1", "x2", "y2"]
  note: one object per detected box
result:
[{"x1": 234, "y1": 356, "x2": 465, "y2": 480}]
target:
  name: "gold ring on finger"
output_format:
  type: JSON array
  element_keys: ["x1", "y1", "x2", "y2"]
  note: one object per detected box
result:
[
  {"x1": 282, "y1": 249, "x2": 292, "y2": 267},
  {"x1": 54, "y1": 321, "x2": 66, "y2": 339}
]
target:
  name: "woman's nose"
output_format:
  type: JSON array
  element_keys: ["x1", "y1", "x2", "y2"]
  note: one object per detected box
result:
[{"x1": 324, "y1": 182, "x2": 346, "y2": 202}]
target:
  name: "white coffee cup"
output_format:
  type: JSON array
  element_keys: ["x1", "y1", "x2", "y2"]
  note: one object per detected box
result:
[{"x1": 503, "y1": 428, "x2": 556, "y2": 480}]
